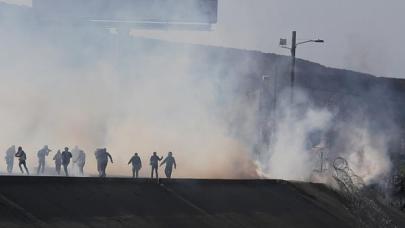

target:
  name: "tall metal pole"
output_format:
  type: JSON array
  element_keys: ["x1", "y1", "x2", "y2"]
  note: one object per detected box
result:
[{"x1": 290, "y1": 31, "x2": 297, "y2": 103}]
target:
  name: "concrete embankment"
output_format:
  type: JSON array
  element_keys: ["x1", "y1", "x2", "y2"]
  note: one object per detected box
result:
[{"x1": 0, "y1": 176, "x2": 404, "y2": 228}]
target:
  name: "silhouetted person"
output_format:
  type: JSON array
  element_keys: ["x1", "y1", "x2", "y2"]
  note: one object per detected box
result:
[
  {"x1": 150, "y1": 152, "x2": 163, "y2": 179},
  {"x1": 74, "y1": 150, "x2": 86, "y2": 176},
  {"x1": 95, "y1": 148, "x2": 113, "y2": 177},
  {"x1": 61, "y1": 147, "x2": 72, "y2": 176},
  {"x1": 15, "y1": 146, "x2": 29, "y2": 175},
  {"x1": 5, "y1": 145, "x2": 16, "y2": 174},
  {"x1": 128, "y1": 153, "x2": 142, "y2": 178},
  {"x1": 37, "y1": 145, "x2": 51, "y2": 175},
  {"x1": 53, "y1": 150, "x2": 62, "y2": 175},
  {"x1": 160, "y1": 152, "x2": 177, "y2": 179}
]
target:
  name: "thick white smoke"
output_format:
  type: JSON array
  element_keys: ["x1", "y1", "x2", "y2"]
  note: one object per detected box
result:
[
  {"x1": 257, "y1": 88, "x2": 393, "y2": 184},
  {"x1": 0, "y1": 1, "x2": 398, "y2": 183},
  {"x1": 0, "y1": 2, "x2": 260, "y2": 178},
  {"x1": 335, "y1": 120, "x2": 392, "y2": 183},
  {"x1": 259, "y1": 89, "x2": 333, "y2": 180}
]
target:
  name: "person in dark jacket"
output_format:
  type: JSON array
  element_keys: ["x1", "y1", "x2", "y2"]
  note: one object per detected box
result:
[
  {"x1": 15, "y1": 146, "x2": 29, "y2": 175},
  {"x1": 160, "y1": 152, "x2": 177, "y2": 178},
  {"x1": 61, "y1": 147, "x2": 72, "y2": 176},
  {"x1": 128, "y1": 153, "x2": 142, "y2": 178},
  {"x1": 53, "y1": 150, "x2": 62, "y2": 175},
  {"x1": 150, "y1": 152, "x2": 163, "y2": 179},
  {"x1": 95, "y1": 148, "x2": 113, "y2": 177}
]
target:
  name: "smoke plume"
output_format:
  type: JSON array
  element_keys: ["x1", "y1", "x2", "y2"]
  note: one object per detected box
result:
[{"x1": 0, "y1": 1, "x2": 399, "y2": 184}]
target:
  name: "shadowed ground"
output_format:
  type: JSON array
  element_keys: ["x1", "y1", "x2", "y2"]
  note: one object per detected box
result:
[{"x1": 0, "y1": 176, "x2": 404, "y2": 228}]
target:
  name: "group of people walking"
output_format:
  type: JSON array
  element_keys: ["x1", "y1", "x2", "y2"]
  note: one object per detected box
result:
[
  {"x1": 128, "y1": 151, "x2": 177, "y2": 179},
  {"x1": 3, "y1": 145, "x2": 176, "y2": 179}
]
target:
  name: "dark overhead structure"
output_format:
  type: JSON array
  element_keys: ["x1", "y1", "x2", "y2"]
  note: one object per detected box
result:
[{"x1": 32, "y1": 0, "x2": 218, "y2": 30}]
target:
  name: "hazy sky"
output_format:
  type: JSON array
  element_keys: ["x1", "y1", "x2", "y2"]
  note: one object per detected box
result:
[{"x1": 3, "y1": 0, "x2": 404, "y2": 78}]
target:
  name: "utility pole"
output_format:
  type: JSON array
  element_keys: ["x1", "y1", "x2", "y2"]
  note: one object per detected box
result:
[
  {"x1": 279, "y1": 31, "x2": 324, "y2": 103},
  {"x1": 290, "y1": 31, "x2": 297, "y2": 103}
]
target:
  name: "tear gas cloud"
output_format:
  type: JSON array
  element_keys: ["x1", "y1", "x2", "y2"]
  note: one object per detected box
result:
[
  {"x1": 0, "y1": 1, "x2": 400, "y2": 183},
  {"x1": 258, "y1": 88, "x2": 394, "y2": 184},
  {"x1": 0, "y1": 34, "x2": 257, "y2": 178},
  {"x1": 0, "y1": 1, "x2": 260, "y2": 178}
]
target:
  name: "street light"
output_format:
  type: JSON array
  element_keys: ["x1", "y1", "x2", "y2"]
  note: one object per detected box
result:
[{"x1": 280, "y1": 31, "x2": 324, "y2": 102}]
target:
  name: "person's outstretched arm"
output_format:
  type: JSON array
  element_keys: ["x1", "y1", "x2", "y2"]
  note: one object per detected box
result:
[
  {"x1": 107, "y1": 153, "x2": 113, "y2": 163},
  {"x1": 160, "y1": 157, "x2": 167, "y2": 167},
  {"x1": 128, "y1": 157, "x2": 133, "y2": 165}
]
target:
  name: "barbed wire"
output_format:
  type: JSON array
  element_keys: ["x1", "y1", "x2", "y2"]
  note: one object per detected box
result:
[{"x1": 331, "y1": 157, "x2": 396, "y2": 228}]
